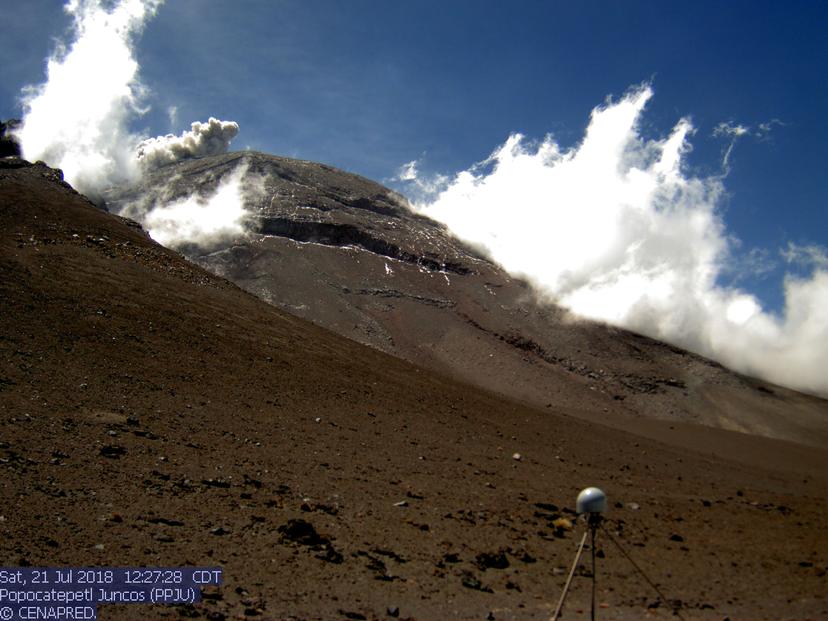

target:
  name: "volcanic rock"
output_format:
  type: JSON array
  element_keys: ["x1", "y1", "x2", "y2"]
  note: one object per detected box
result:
[{"x1": 0, "y1": 119, "x2": 21, "y2": 158}]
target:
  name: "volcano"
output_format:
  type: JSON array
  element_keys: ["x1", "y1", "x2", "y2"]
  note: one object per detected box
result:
[
  {"x1": 2, "y1": 155, "x2": 827, "y2": 620},
  {"x1": 106, "y1": 152, "x2": 828, "y2": 449}
]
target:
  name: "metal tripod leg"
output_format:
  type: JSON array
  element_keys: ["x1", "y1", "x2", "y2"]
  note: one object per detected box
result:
[
  {"x1": 591, "y1": 524, "x2": 596, "y2": 621},
  {"x1": 551, "y1": 529, "x2": 589, "y2": 620}
]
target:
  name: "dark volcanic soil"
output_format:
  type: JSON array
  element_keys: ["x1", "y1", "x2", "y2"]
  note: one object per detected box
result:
[{"x1": 2, "y1": 159, "x2": 828, "y2": 621}]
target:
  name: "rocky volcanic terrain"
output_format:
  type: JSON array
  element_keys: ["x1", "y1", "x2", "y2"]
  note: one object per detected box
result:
[
  {"x1": 104, "y1": 152, "x2": 828, "y2": 449},
  {"x1": 2, "y1": 157, "x2": 827, "y2": 620}
]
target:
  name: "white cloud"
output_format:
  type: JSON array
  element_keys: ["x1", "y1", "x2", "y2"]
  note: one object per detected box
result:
[
  {"x1": 713, "y1": 121, "x2": 749, "y2": 171},
  {"x1": 392, "y1": 157, "x2": 450, "y2": 204},
  {"x1": 781, "y1": 242, "x2": 828, "y2": 269},
  {"x1": 395, "y1": 159, "x2": 419, "y2": 181},
  {"x1": 166, "y1": 105, "x2": 179, "y2": 130},
  {"x1": 713, "y1": 121, "x2": 750, "y2": 138},
  {"x1": 756, "y1": 118, "x2": 785, "y2": 141},
  {"x1": 722, "y1": 247, "x2": 777, "y2": 284},
  {"x1": 414, "y1": 85, "x2": 828, "y2": 397},
  {"x1": 712, "y1": 119, "x2": 786, "y2": 169},
  {"x1": 712, "y1": 119, "x2": 785, "y2": 141}
]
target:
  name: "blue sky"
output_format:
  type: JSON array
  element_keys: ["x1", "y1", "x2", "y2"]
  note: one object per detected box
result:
[{"x1": 2, "y1": 0, "x2": 826, "y2": 314}]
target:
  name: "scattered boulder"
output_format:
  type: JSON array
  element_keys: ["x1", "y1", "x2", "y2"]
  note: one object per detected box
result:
[
  {"x1": 147, "y1": 517, "x2": 184, "y2": 526},
  {"x1": 476, "y1": 551, "x2": 510, "y2": 570},
  {"x1": 277, "y1": 518, "x2": 343, "y2": 564},
  {"x1": 460, "y1": 572, "x2": 492, "y2": 593},
  {"x1": 99, "y1": 445, "x2": 126, "y2": 458},
  {"x1": 552, "y1": 517, "x2": 573, "y2": 530},
  {"x1": 278, "y1": 519, "x2": 324, "y2": 546},
  {"x1": 373, "y1": 548, "x2": 406, "y2": 563},
  {"x1": 243, "y1": 474, "x2": 262, "y2": 488},
  {"x1": 316, "y1": 546, "x2": 344, "y2": 564},
  {"x1": 534, "y1": 502, "x2": 559, "y2": 512}
]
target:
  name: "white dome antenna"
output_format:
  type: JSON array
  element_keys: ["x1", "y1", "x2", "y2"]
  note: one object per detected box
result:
[
  {"x1": 576, "y1": 486, "x2": 607, "y2": 515},
  {"x1": 553, "y1": 486, "x2": 686, "y2": 621},
  {"x1": 553, "y1": 487, "x2": 609, "y2": 621}
]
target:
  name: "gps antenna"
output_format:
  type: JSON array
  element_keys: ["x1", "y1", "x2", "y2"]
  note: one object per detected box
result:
[{"x1": 552, "y1": 487, "x2": 606, "y2": 621}]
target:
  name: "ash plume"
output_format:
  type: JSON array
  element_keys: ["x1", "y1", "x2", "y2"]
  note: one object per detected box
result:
[
  {"x1": 136, "y1": 118, "x2": 240, "y2": 170},
  {"x1": 407, "y1": 85, "x2": 828, "y2": 397}
]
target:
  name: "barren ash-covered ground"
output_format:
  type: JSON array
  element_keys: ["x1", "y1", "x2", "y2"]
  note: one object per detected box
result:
[{"x1": 1, "y1": 158, "x2": 827, "y2": 620}]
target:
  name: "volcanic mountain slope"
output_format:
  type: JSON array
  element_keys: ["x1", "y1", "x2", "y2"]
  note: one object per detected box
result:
[
  {"x1": 104, "y1": 152, "x2": 828, "y2": 448},
  {"x1": 3, "y1": 158, "x2": 827, "y2": 620}
]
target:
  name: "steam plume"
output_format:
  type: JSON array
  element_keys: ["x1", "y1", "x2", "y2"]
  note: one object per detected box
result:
[
  {"x1": 14, "y1": 0, "x2": 162, "y2": 193},
  {"x1": 136, "y1": 162, "x2": 262, "y2": 248},
  {"x1": 410, "y1": 86, "x2": 828, "y2": 397}
]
